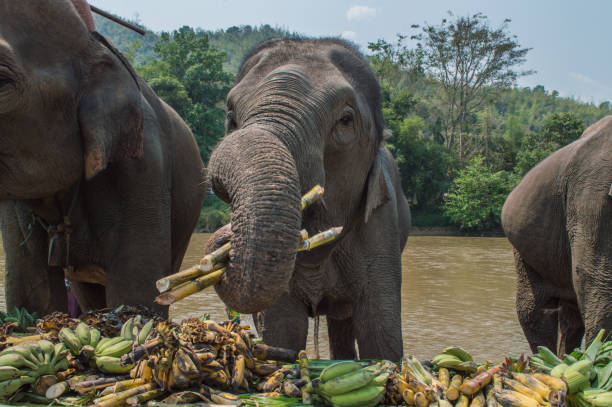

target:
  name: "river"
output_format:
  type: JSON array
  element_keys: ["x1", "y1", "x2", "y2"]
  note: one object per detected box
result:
[{"x1": 0, "y1": 234, "x2": 531, "y2": 362}]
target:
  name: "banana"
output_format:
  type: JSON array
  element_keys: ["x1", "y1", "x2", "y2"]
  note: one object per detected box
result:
[
  {"x1": 137, "y1": 320, "x2": 154, "y2": 345},
  {"x1": 171, "y1": 358, "x2": 192, "y2": 389},
  {"x1": 319, "y1": 360, "x2": 363, "y2": 382},
  {"x1": 38, "y1": 340, "x2": 55, "y2": 365},
  {"x1": 175, "y1": 348, "x2": 200, "y2": 379},
  {"x1": 95, "y1": 337, "x2": 112, "y2": 351},
  {"x1": 1, "y1": 344, "x2": 40, "y2": 366},
  {"x1": 97, "y1": 339, "x2": 133, "y2": 358},
  {"x1": 23, "y1": 342, "x2": 45, "y2": 365},
  {"x1": 536, "y1": 346, "x2": 562, "y2": 366},
  {"x1": 328, "y1": 385, "x2": 385, "y2": 407},
  {"x1": 75, "y1": 323, "x2": 90, "y2": 346},
  {"x1": 432, "y1": 354, "x2": 464, "y2": 367},
  {"x1": 89, "y1": 328, "x2": 101, "y2": 348},
  {"x1": 495, "y1": 389, "x2": 540, "y2": 407},
  {"x1": 531, "y1": 373, "x2": 567, "y2": 392},
  {"x1": 283, "y1": 381, "x2": 302, "y2": 398},
  {"x1": 95, "y1": 356, "x2": 134, "y2": 374},
  {"x1": 0, "y1": 352, "x2": 38, "y2": 370},
  {"x1": 95, "y1": 336, "x2": 127, "y2": 355},
  {"x1": 121, "y1": 318, "x2": 135, "y2": 341},
  {"x1": 50, "y1": 343, "x2": 68, "y2": 367},
  {"x1": 231, "y1": 354, "x2": 245, "y2": 391},
  {"x1": 59, "y1": 328, "x2": 82, "y2": 355},
  {"x1": 502, "y1": 377, "x2": 547, "y2": 405},
  {"x1": 0, "y1": 376, "x2": 35, "y2": 397},
  {"x1": 512, "y1": 372, "x2": 551, "y2": 400},
  {"x1": 210, "y1": 391, "x2": 241, "y2": 405},
  {"x1": 318, "y1": 368, "x2": 376, "y2": 396},
  {"x1": 403, "y1": 388, "x2": 416, "y2": 404},
  {"x1": 0, "y1": 366, "x2": 22, "y2": 381},
  {"x1": 372, "y1": 371, "x2": 390, "y2": 386},
  {"x1": 442, "y1": 346, "x2": 473, "y2": 362},
  {"x1": 550, "y1": 363, "x2": 568, "y2": 378}
]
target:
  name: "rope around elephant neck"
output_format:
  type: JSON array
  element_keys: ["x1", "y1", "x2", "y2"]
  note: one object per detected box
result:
[{"x1": 19, "y1": 180, "x2": 81, "y2": 270}]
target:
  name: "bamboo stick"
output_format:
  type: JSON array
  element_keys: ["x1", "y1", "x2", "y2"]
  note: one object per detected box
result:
[
  {"x1": 89, "y1": 5, "x2": 146, "y2": 35},
  {"x1": 126, "y1": 389, "x2": 166, "y2": 406},
  {"x1": 99, "y1": 378, "x2": 147, "y2": 396},
  {"x1": 301, "y1": 185, "x2": 325, "y2": 210},
  {"x1": 94, "y1": 383, "x2": 156, "y2": 407},
  {"x1": 155, "y1": 268, "x2": 225, "y2": 305},
  {"x1": 298, "y1": 227, "x2": 343, "y2": 251}
]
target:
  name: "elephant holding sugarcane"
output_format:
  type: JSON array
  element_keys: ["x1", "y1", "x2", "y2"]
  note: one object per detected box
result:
[
  {"x1": 206, "y1": 38, "x2": 411, "y2": 360},
  {"x1": 502, "y1": 115, "x2": 612, "y2": 355},
  {"x1": 0, "y1": 0, "x2": 205, "y2": 315}
]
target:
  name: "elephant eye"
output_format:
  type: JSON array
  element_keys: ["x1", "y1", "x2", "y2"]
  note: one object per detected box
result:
[
  {"x1": 226, "y1": 109, "x2": 237, "y2": 131},
  {"x1": 339, "y1": 107, "x2": 354, "y2": 126}
]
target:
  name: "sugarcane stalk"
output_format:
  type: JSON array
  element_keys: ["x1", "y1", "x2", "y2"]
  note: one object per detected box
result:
[
  {"x1": 298, "y1": 350, "x2": 312, "y2": 404},
  {"x1": 301, "y1": 185, "x2": 325, "y2": 210},
  {"x1": 156, "y1": 262, "x2": 224, "y2": 293},
  {"x1": 5, "y1": 334, "x2": 47, "y2": 345},
  {"x1": 199, "y1": 242, "x2": 231, "y2": 272},
  {"x1": 163, "y1": 391, "x2": 209, "y2": 404},
  {"x1": 155, "y1": 268, "x2": 225, "y2": 305},
  {"x1": 46, "y1": 381, "x2": 70, "y2": 399},
  {"x1": 298, "y1": 227, "x2": 343, "y2": 251},
  {"x1": 99, "y1": 378, "x2": 147, "y2": 396},
  {"x1": 73, "y1": 376, "x2": 121, "y2": 393},
  {"x1": 94, "y1": 382, "x2": 156, "y2": 407},
  {"x1": 299, "y1": 229, "x2": 309, "y2": 241},
  {"x1": 126, "y1": 389, "x2": 166, "y2": 406}
]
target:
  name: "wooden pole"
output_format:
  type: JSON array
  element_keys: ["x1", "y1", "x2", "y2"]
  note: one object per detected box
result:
[{"x1": 89, "y1": 5, "x2": 146, "y2": 35}]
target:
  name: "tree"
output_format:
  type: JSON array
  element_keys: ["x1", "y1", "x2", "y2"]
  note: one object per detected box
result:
[
  {"x1": 443, "y1": 156, "x2": 513, "y2": 230},
  {"x1": 412, "y1": 12, "x2": 533, "y2": 160},
  {"x1": 138, "y1": 26, "x2": 234, "y2": 162},
  {"x1": 514, "y1": 112, "x2": 585, "y2": 176}
]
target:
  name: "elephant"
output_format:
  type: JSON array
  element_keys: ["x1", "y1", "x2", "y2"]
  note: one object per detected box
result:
[
  {"x1": 502, "y1": 115, "x2": 612, "y2": 355},
  {"x1": 0, "y1": 0, "x2": 205, "y2": 316},
  {"x1": 206, "y1": 38, "x2": 411, "y2": 360}
]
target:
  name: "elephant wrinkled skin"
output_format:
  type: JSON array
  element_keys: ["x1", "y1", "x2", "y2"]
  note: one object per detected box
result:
[
  {"x1": 207, "y1": 38, "x2": 411, "y2": 360},
  {"x1": 0, "y1": 1, "x2": 205, "y2": 316},
  {"x1": 502, "y1": 115, "x2": 612, "y2": 355}
]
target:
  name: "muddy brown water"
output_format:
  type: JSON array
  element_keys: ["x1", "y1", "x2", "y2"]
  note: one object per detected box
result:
[{"x1": 0, "y1": 234, "x2": 531, "y2": 361}]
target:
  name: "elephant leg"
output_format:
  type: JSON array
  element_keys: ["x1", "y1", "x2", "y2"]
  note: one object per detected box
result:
[
  {"x1": 514, "y1": 250, "x2": 559, "y2": 353},
  {"x1": 557, "y1": 299, "x2": 584, "y2": 355},
  {"x1": 327, "y1": 317, "x2": 357, "y2": 360},
  {"x1": 69, "y1": 282, "x2": 106, "y2": 313},
  {"x1": 1, "y1": 202, "x2": 67, "y2": 315},
  {"x1": 255, "y1": 293, "x2": 309, "y2": 352}
]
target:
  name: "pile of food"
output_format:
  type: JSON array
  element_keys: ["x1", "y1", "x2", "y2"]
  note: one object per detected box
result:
[{"x1": 0, "y1": 306, "x2": 609, "y2": 407}]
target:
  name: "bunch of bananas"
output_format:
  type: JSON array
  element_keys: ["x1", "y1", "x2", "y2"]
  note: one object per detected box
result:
[
  {"x1": 309, "y1": 360, "x2": 388, "y2": 407},
  {"x1": 432, "y1": 347, "x2": 478, "y2": 373},
  {"x1": 93, "y1": 318, "x2": 153, "y2": 374},
  {"x1": 0, "y1": 340, "x2": 68, "y2": 396},
  {"x1": 58, "y1": 322, "x2": 101, "y2": 357}
]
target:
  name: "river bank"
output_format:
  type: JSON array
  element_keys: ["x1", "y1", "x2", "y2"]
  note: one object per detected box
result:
[{"x1": 410, "y1": 226, "x2": 506, "y2": 237}]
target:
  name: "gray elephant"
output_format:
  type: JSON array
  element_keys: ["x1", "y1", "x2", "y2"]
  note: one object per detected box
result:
[
  {"x1": 502, "y1": 115, "x2": 612, "y2": 355},
  {"x1": 206, "y1": 38, "x2": 411, "y2": 360},
  {"x1": 0, "y1": 0, "x2": 205, "y2": 315}
]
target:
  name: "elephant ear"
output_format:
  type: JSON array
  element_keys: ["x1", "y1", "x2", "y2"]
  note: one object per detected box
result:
[
  {"x1": 364, "y1": 146, "x2": 392, "y2": 223},
  {"x1": 79, "y1": 32, "x2": 144, "y2": 180}
]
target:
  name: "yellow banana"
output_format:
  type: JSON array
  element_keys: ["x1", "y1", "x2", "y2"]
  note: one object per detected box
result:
[
  {"x1": 231, "y1": 354, "x2": 245, "y2": 392},
  {"x1": 531, "y1": 373, "x2": 567, "y2": 393},
  {"x1": 512, "y1": 372, "x2": 551, "y2": 401},
  {"x1": 502, "y1": 377, "x2": 547, "y2": 405}
]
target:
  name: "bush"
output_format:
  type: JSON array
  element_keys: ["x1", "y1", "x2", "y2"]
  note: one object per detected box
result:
[{"x1": 198, "y1": 195, "x2": 231, "y2": 232}]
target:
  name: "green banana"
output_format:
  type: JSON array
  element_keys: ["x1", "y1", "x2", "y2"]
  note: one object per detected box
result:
[
  {"x1": 37, "y1": 340, "x2": 55, "y2": 365},
  {"x1": 1, "y1": 344, "x2": 40, "y2": 366},
  {"x1": 319, "y1": 361, "x2": 362, "y2": 381},
  {"x1": 537, "y1": 346, "x2": 563, "y2": 366},
  {"x1": 372, "y1": 371, "x2": 389, "y2": 386},
  {"x1": 318, "y1": 368, "x2": 376, "y2": 396},
  {"x1": 97, "y1": 339, "x2": 133, "y2": 358},
  {"x1": 432, "y1": 354, "x2": 464, "y2": 367},
  {"x1": 89, "y1": 328, "x2": 101, "y2": 348},
  {"x1": 442, "y1": 346, "x2": 473, "y2": 362},
  {"x1": 24, "y1": 342, "x2": 45, "y2": 365},
  {"x1": 95, "y1": 337, "x2": 112, "y2": 351},
  {"x1": 0, "y1": 351, "x2": 38, "y2": 370},
  {"x1": 95, "y1": 336, "x2": 125, "y2": 355},
  {"x1": 0, "y1": 376, "x2": 35, "y2": 397},
  {"x1": 137, "y1": 319, "x2": 154, "y2": 345},
  {"x1": 328, "y1": 385, "x2": 385, "y2": 407},
  {"x1": 95, "y1": 356, "x2": 134, "y2": 374},
  {"x1": 50, "y1": 343, "x2": 68, "y2": 367},
  {"x1": 550, "y1": 363, "x2": 569, "y2": 378},
  {"x1": 59, "y1": 327, "x2": 82, "y2": 355},
  {"x1": 75, "y1": 323, "x2": 91, "y2": 346},
  {"x1": 120, "y1": 318, "x2": 135, "y2": 341},
  {"x1": 0, "y1": 366, "x2": 22, "y2": 381}
]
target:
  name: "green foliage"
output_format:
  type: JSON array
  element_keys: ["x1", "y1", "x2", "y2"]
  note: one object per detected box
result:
[
  {"x1": 92, "y1": 14, "x2": 157, "y2": 63},
  {"x1": 515, "y1": 112, "x2": 585, "y2": 176},
  {"x1": 138, "y1": 26, "x2": 234, "y2": 163},
  {"x1": 198, "y1": 195, "x2": 231, "y2": 232},
  {"x1": 443, "y1": 156, "x2": 514, "y2": 230}
]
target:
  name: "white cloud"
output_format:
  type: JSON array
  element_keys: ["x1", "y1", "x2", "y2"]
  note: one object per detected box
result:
[
  {"x1": 569, "y1": 72, "x2": 601, "y2": 87},
  {"x1": 340, "y1": 30, "x2": 357, "y2": 41},
  {"x1": 346, "y1": 5, "x2": 376, "y2": 21}
]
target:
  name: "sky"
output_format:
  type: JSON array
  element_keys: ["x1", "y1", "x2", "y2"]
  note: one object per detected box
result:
[{"x1": 88, "y1": 0, "x2": 612, "y2": 104}]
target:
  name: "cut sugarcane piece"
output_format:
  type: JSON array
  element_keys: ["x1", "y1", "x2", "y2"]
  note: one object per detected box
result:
[
  {"x1": 156, "y1": 262, "x2": 224, "y2": 293},
  {"x1": 200, "y1": 242, "x2": 231, "y2": 272},
  {"x1": 126, "y1": 389, "x2": 166, "y2": 406},
  {"x1": 301, "y1": 185, "x2": 324, "y2": 210},
  {"x1": 94, "y1": 382, "x2": 157, "y2": 407},
  {"x1": 298, "y1": 227, "x2": 343, "y2": 251},
  {"x1": 155, "y1": 268, "x2": 225, "y2": 305}
]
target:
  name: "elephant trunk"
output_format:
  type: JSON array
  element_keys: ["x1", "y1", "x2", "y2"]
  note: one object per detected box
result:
[{"x1": 208, "y1": 127, "x2": 302, "y2": 313}]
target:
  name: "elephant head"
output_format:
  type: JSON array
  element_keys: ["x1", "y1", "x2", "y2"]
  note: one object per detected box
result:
[
  {"x1": 208, "y1": 38, "x2": 390, "y2": 313},
  {"x1": 0, "y1": 0, "x2": 144, "y2": 200}
]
